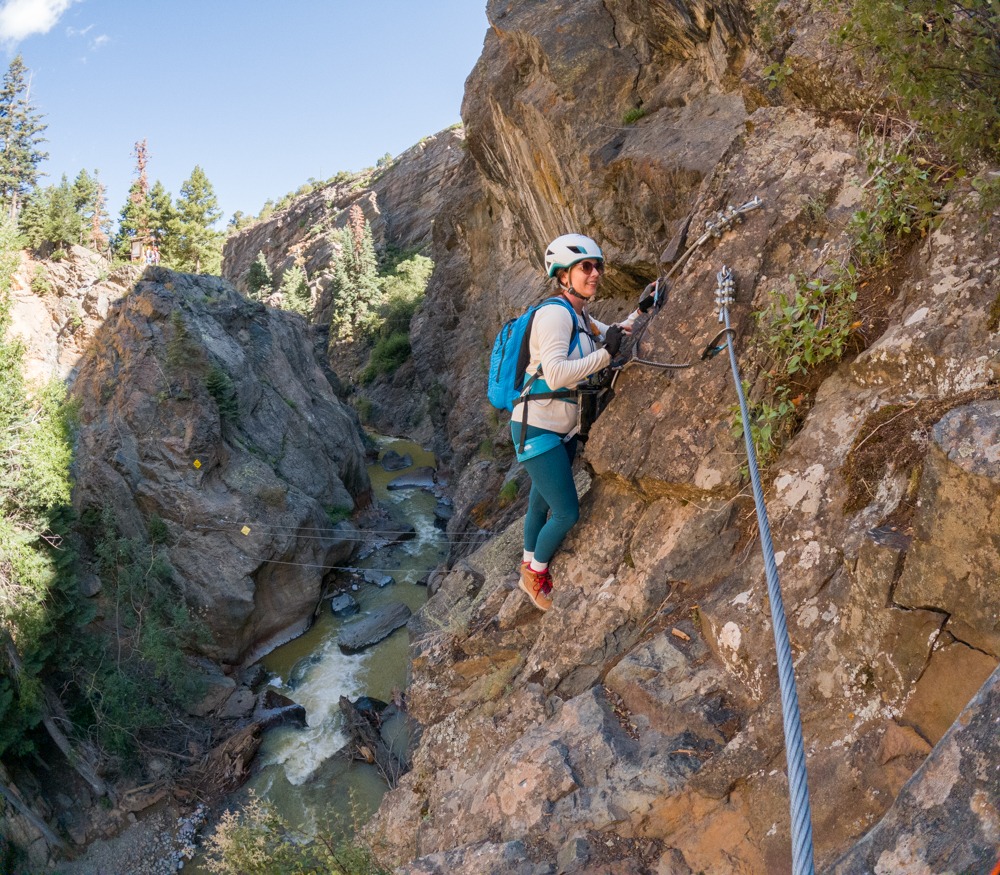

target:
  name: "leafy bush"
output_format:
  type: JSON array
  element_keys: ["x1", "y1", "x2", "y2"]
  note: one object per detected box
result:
[
  {"x1": 166, "y1": 310, "x2": 200, "y2": 371},
  {"x1": 848, "y1": 135, "x2": 942, "y2": 268},
  {"x1": 841, "y1": 0, "x2": 1000, "y2": 163},
  {"x1": 731, "y1": 384, "x2": 796, "y2": 471},
  {"x1": 760, "y1": 269, "x2": 859, "y2": 377},
  {"x1": 325, "y1": 504, "x2": 353, "y2": 524},
  {"x1": 203, "y1": 791, "x2": 389, "y2": 875},
  {"x1": 622, "y1": 106, "x2": 646, "y2": 125},
  {"x1": 361, "y1": 332, "x2": 410, "y2": 382},
  {"x1": 30, "y1": 264, "x2": 52, "y2": 296},
  {"x1": 498, "y1": 480, "x2": 519, "y2": 507},
  {"x1": 354, "y1": 397, "x2": 373, "y2": 424},
  {"x1": 81, "y1": 509, "x2": 209, "y2": 759},
  {"x1": 377, "y1": 251, "x2": 432, "y2": 339}
]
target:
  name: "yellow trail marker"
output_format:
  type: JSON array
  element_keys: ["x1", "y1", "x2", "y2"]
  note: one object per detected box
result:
[
  {"x1": 193, "y1": 459, "x2": 202, "y2": 469},
  {"x1": 241, "y1": 526, "x2": 251, "y2": 536}
]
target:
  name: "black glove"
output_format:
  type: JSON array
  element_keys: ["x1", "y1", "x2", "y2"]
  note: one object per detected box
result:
[
  {"x1": 638, "y1": 280, "x2": 658, "y2": 312},
  {"x1": 604, "y1": 324, "x2": 624, "y2": 357}
]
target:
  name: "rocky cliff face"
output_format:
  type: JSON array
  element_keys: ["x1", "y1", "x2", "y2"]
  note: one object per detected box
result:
[
  {"x1": 221, "y1": 128, "x2": 475, "y2": 441},
  {"x1": 221, "y1": 129, "x2": 468, "y2": 307},
  {"x1": 342, "y1": 1, "x2": 1000, "y2": 873},
  {"x1": 69, "y1": 266, "x2": 371, "y2": 665}
]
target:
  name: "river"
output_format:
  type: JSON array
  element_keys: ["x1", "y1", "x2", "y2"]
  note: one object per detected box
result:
[{"x1": 190, "y1": 435, "x2": 448, "y2": 865}]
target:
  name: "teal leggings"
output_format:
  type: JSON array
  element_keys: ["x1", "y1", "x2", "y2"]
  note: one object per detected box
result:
[{"x1": 511, "y1": 423, "x2": 579, "y2": 563}]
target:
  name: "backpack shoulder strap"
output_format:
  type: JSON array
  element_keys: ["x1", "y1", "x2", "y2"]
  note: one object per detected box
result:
[{"x1": 540, "y1": 296, "x2": 582, "y2": 357}]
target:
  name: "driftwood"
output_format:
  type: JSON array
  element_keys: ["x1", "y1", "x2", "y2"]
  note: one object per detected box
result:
[
  {"x1": 338, "y1": 696, "x2": 405, "y2": 788},
  {"x1": 0, "y1": 779, "x2": 69, "y2": 853},
  {"x1": 177, "y1": 723, "x2": 262, "y2": 801}
]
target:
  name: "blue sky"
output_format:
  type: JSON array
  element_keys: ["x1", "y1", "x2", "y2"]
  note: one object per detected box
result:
[{"x1": 0, "y1": 0, "x2": 489, "y2": 225}]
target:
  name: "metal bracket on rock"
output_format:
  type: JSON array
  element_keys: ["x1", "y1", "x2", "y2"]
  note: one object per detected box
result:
[{"x1": 612, "y1": 196, "x2": 762, "y2": 375}]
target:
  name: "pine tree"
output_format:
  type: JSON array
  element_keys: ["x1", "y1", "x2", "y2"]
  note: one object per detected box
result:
[
  {"x1": 279, "y1": 263, "x2": 311, "y2": 316},
  {"x1": 87, "y1": 175, "x2": 110, "y2": 254},
  {"x1": 148, "y1": 180, "x2": 176, "y2": 263},
  {"x1": 172, "y1": 165, "x2": 223, "y2": 274},
  {"x1": 43, "y1": 175, "x2": 81, "y2": 250},
  {"x1": 246, "y1": 251, "x2": 273, "y2": 299},
  {"x1": 328, "y1": 205, "x2": 384, "y2": 340},
  {"x1": 17, "y1": 185, "x2": 49, "y2": 249},
  {"x1": 71, "y1": 170, "x2": 96, "y2": 217},
  {"x1": 72, "y1": 169, "x2": 109, "y2": 250},
  {"x1": 0, "y1": 56, "x2": 48, "y2": 220},
  {"x1": 113, "y1": 179, "x2": 151, "y2": 260}
]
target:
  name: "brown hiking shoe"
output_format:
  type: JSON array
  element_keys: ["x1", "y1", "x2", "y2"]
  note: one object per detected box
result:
[{"x1": 519, "y1": 564, "x2": 553, "y2": 611}]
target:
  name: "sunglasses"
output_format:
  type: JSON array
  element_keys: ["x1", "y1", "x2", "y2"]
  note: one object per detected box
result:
[{"x1": 575, "y1": 259, "x2": 604, "y2": 275}]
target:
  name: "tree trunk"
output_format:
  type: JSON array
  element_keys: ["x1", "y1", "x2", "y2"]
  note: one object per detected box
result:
[
  {"x1": 1, "y1": 630, "x2": 111, "y2": 800},
  {"x1": 0, "y1": 774, "x2": 70, "y2": 853}
]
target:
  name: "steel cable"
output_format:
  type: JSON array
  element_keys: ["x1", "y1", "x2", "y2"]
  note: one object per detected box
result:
[{"x1": 717, "y1": 266, "x2": 816, "y2": 875}]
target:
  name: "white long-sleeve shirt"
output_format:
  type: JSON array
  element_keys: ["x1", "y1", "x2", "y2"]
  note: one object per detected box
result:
[{"x1": 511, "y1": 301, "x2": 611, "y2": 435}]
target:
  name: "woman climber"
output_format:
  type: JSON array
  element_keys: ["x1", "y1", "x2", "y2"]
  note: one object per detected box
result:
[{"x1": 513, "y1": 233, "x2": 634, "y2": 611}]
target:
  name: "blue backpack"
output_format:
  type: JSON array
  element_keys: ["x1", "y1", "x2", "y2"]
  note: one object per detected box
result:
[{"x1": 487, "y1": 297, "x2": 583, "y2": 448}]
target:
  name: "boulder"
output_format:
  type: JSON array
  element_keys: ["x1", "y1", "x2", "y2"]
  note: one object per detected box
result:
[
  {"x1": 387, "y1": 467, "x2": 437, "y2": 491},
  {"x1": 253, "y1": 688, "x2": 307, "y2": 731},
  {"x1": 381, "y1": 450, "x2": 413, "y2": 471},
  {"x1": 830, "y1": 666, "x2": 1000, "y2": 874},
  {"x1": 218, "y1": 686, "x2": 256, "y2": 720},
  {"x1": 362, "y1": 570, "x2": 396, "y2": 588},
  {"x1": 338, "y1": 603, "x2": 412, "y2": 652},
  {"x1": 330, "y1": 593, "x2": 360, "y2": 617}
]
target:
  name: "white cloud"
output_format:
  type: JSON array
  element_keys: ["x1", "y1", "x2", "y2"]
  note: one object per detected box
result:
[{"x1": 0, "y1": 0, "x2": 79, "y2": 44}]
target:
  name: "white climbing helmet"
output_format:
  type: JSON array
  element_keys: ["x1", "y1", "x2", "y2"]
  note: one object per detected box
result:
[{"x1": 544, "y1": 233, "x2": 604, "y2": 277}]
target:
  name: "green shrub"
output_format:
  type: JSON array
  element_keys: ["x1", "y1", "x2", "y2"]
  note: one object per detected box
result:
[
  {"x1": 377, "y1": 251, "x2": 432, "y2": 338},
  {"x1": 325, "y1": 504, "x2": 352, "y2": 524},
  {"x1": 498, "y1": 480, "x2": 519, "y2": 507},
  {"x1": 760, "y1": 269, "x2": 859, "y2": 378},
  {"x1": 354, "y1": 397, "x2": 373, "y2": 424},
  {"x1": 30, "y1": 265, "x2": 52, "y2": 296},
  {"x1": 361, "y1": 332, "x2": 410, "y2": 382},
  {"x1": 841, "y1": 0, "x2": 1000, "y2": 163},
  {"x1": 166, "y1": 310, "x2": 200, "y2": 371},
  {"x1": 622, "y1": 106, "x2": 646, "y2": 125},
  {"x1": 848, "y1": 136, "x2": 942, "y2": 268},
  {"x1": 731, "y1": 384, "x2": 796, "y2": 471},
  {"x1": 203, "y1": 791, "x2": 389, "y2": 875},
  {"x1": 81, "y1": 509, "x2": 209, "y2": 760}
]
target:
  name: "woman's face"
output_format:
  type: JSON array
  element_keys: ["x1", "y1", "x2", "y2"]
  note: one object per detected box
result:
[{"x1": 566, "y1": 259, "x2": 604, "y2": 298}]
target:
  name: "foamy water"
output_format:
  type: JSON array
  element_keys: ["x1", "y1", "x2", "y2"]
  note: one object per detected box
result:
[{"x1": 261, "y1": 638, "x2": 369, "y2": 784}]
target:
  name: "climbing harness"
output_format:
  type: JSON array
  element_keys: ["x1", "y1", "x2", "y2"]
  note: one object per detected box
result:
[
  {"x1": 715, "y1": 265, "x2": 816, "y2": 875},
  {"x1": 614, "y1": 195, "x2": 763, "y2": 374}
]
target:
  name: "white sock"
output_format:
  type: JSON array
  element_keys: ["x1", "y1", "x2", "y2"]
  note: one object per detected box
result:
[
  {"x1": 529, "y1": 560, "x2": 548, "y2": 573},
  {"x1": 522, "y1": 550, "x2": 534, "y2": 564}
]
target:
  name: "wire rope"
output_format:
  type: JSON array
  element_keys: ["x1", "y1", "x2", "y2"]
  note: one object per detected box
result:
[{"x1": 717, "y1": 265, "x2": 816, "y2": 875}]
